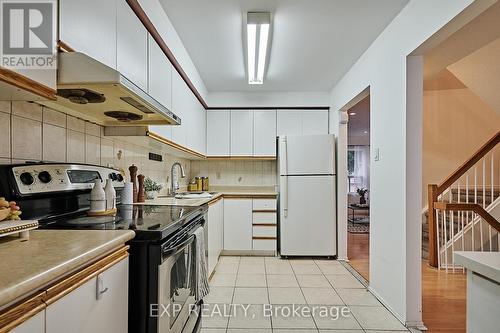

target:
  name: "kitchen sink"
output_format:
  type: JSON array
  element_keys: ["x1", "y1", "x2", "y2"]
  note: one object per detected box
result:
[{"x1": 174, "y1": 191, "x2": 216, "y2": 199}]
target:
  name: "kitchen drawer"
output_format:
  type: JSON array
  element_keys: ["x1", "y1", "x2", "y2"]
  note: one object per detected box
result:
[
  {"x1": 253, "y1": 239, "x2": 276, "y2": 251},
  {"x1": 253, "y1": 199, "x2": 277, "y2": 211},
  {"x1": 253, "y1": 226, "x2": 277, "y2": 238},
  {"x1": 253, "y1": 212, "x2": 277, "y2": 225}
]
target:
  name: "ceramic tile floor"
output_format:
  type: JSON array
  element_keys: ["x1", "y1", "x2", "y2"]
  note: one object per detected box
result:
[{"x1": 201, "y1": 256, "x2": 409, "y2": 333}]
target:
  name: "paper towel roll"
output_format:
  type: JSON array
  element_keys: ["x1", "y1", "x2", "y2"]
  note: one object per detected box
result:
[{"x1": 122, "y1": 182, "x2": 134, "y2": 204}]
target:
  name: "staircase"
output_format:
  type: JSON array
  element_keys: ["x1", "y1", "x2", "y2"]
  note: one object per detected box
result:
[{"x1": 427, "y1": 131, "x2": 500, "y2": 270}]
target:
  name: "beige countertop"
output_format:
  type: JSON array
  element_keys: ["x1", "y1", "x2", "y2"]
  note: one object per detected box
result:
[
  {"x1": 454, "y1": 251, "x2": 500, "y2": 282},
  {"x1": 0, "y1": 229, "x2": 135, "y2": 310},
  {"x1": 136, "y1": 186, "x2": 277, "y2": 207}
]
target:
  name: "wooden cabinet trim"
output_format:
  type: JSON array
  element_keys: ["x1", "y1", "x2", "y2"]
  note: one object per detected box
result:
[
  {"x1": 0, "y1": 67, "x2": 56, "y2": 101},
  {"x1": 224, "y1": 194, "x2": 277, "y2": 199},
  {"x1": 252, "y1": 223, "x2": 277, "y2": 227},
  {"x1": 252, "y1": 210, "x2": 277, "y2": 213},
  {"x1": 0, "y1": 246, "x2": 129, "y2": 331},
  {"x1": 207, "y1": 196, "x2": 223, "y2": 206},
  {"x1": 252, "y1": 236, "x2": 277, "y2": 240},
  {"x1": 147, "y1": 131, "x2": 205, "y2": 159}
]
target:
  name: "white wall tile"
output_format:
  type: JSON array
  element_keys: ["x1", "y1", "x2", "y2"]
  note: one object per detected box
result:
[
  {"x1": 0, "y1": 112, "x2": 11, "y2": 158},
  {"x1": 67, "y1": 115, "x2": 85, "y2": 132},
  {"x1": 0, "y1": 158, "x2": 11, "y2": 164},
  {"x1": 67, "y1": 130, "x2": 85, "y2": 163},
  {"x1": 0, "y1": 101, "x2": 11, "y2": 114},
  {"x1": 101, "y1": 138, "x2": 114, "y2": 167},
  {"x1": 12, "y1": 102, "x2": 42, "y2": 121},
  {"x1": 43, "y1": 107, "x2": 66, "y2": 127},
  {"x1": 43, "y1": 123, "x2": 67, "y2": 162},
  {"x1": 11, "y1": 116, "x2": 42, "y2": 161},
  {"x1": 85, "y1": 135, "x2": 101, "y2": 165}
]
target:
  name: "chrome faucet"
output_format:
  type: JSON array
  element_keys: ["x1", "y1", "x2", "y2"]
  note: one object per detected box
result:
[{"x1": 170, "y1": 162, "x2": 186, "y2": 196}]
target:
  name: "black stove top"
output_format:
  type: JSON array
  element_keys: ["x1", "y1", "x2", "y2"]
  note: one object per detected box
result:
[{"x1": 40, "y1": 204, "x2": 203, "y2": 241}]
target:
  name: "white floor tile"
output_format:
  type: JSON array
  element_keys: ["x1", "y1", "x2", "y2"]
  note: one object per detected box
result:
[
  {"x1": 349, "y1": 306, "x2": 407, "y2": 331},
  {"x1": 238, "y1": 264, "x2": 266, "y2": 274},
  {"x1": 317, "y1": 265, "x2": 351, "y2": 275},
  {"x1": 274, "y1": 330, "x2": 318, "y2": 333},
  {"x1": 205, "y1": 287, "x2": 234, "y2": 304},
  {"x1": 269, "y1": 304, "x2": 317, "y2": 329},
  {"x1": 318, "y1": 330, "x2": 363, "y2": 333},
  {"x1": 267, "y1": 274, "x2": 299, "y2": 287},
  {"x1": 211, "y1": 274, "x2": 237, "y2": 287},
  {"x1": 216, "y1": 262, "x2": 240, "y2": 274},
  {"x1": 310, "y1": 305, "x2": 361, "y2": 330},
  {"x1": 236, "y1": 274, "x2": 267, "y2": 287},
  {"x1": 233, "y1": 287, "x2": 269, "y2": 304},
  {"x1": 301, "y1": 288, "x2": 344, "y2": 305},
  {"x1": 228, "y1": 304, "x2": 271, "y2": 329},
  {"x1": 219, "y1": 256, "x2": 241, "y2": 264},
  {"x1": 292, "y1": 264, "x2": 323, "y2": 275},
  {"x1": 240, "y1": 257, "x2": 265, "y2": 264},
  {"x1": 325, "y1": 274, "x2": 364, "y2": 289},
  {"x1": 227, "y1": 329, "x2": 271, "y2": 333},
  {"x1": 201, "y1": 303, "x2": 230, "y2": 328},
  {"x1": 296, "y1": 275, "x2": 332, "y2": 288},
  {"x1": 268, "y1": 288, "x2": 306, "y2": 304},
  {"x1": 265, "y1": 264, "x2": 294, "y2": 275},
  {"x1": 200, "y1": 329, "x2": 226, "y2": 333},
  {"x1": 336, "y1": 288, "x2": 381, "y2": 306}
]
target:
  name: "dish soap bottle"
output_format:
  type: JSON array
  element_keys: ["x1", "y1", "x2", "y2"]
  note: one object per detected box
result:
[
  {"x1": 90, "y1": 179, "x2": 106, "y2": 212},
  {"x1": 104, "y1": 179, "x2": 116, "y2": 210}
]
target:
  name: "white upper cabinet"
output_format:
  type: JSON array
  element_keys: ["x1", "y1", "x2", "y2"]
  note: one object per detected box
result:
[
  {"x1": 148, "y1": 34, "x2": 172, "y2": 109},
  {"x1": 207, "y1": 110, "x2": 231, "y2": 156},
  {"x1": 253, "y1": 110, "x2": 277, "y2": 156},
  {"x1": 117, "y1": 0, "x2": 148, "y2": 91},
  {"x1": 230, "y1": 110, "x2": 254, "y2": 156},
  {"x1": 302, "y1": 110, "x2": 329, "y2": 135},
  {"x1": 277, "y1": 110, "x2": 329, "y2": 136},
  {"x1": 277, "y1": 110, "x2": 302, "y2": 136},
  {"x1": 171, "y1": 70, "x2": 188, "y2": 147},
  {"x1": 187, "y1": 93, "x2": 207, "y2": 154},
  {"x1": 59, "y1": 0, "x2": 117, "y2": 68}
]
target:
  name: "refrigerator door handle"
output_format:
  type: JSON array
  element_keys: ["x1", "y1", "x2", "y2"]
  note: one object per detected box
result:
[
  {"x1": 283, "y1": 176, "x2": 288, "y2": 217},
  {"x1": 279, "y1": 136, "x2": 288, "y2": 175}
]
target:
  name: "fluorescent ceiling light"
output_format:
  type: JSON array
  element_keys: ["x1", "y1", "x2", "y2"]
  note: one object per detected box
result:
[
  {"x1": 349, "y1": 112, "x2": 356, "y2": 116},
  {"x1": 247, "y1": 12, "x2": 271, "y2": 85}
]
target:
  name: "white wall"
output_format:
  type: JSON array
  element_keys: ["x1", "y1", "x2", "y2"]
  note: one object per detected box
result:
[
  {"x1": 329, "y1": 0, "x2": 494, "y2": 326},
  {"x1": 207, "y1": 91, "x2": 331, "y2": 108}
]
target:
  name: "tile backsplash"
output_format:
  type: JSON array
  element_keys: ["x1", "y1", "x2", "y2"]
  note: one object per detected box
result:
[
  {"x1": 190, "y1": 160, "x2": 277, "y2": 187},
  {"x1": 0, "y1": 101, "x2": 190, "y2": 194}
]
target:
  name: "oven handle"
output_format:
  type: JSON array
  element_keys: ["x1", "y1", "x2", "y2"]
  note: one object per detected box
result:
[{"x1": 162, "y1": 234, "x2": 195, "y2": 257}]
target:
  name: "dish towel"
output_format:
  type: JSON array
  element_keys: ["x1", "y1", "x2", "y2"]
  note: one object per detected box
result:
[{"x1": 193, "y1": 226, "x2": 210, "y2": 301}]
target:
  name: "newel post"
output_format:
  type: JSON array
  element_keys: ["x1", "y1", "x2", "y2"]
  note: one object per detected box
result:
[{"x1": 428, "y1": 184, "x2": 439, "y2": 267}]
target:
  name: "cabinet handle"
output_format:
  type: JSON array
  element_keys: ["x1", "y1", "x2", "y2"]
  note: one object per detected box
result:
[{"x1": 96, "y1": 275, "x2": 108, "y2": 300}]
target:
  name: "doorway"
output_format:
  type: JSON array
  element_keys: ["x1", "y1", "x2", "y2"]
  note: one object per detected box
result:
[{"x1": 346, "y1": 95, "x2": 371, "y2": 281}]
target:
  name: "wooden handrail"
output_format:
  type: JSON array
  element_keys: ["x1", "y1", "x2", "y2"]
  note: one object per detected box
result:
[
  {"x1": 433, "y1": 202, "x2": 500, "y2": 233},
  {"x1": 427, "y1": 130, "x2": 500, "y2": 267},
  {"x1": 437, "y1": 130, "x2": 500, "y2": 194}
]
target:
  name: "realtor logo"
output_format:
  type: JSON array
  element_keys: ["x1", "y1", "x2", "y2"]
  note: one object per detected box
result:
[{"x1": 1, "y1": 0, "x2": 56, "y2": 69}]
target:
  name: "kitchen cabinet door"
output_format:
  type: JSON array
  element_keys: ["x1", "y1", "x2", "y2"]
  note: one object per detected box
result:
[
  {"x1": 148, "y1": 34, "x2": 172, "y2": 110},
  {"x1": 187, "y1": 93, "x2": 207, "y2": 154},
  {"x1": 253, "y1": 110, "x2": 277, "y2": 156},
  {"x1": 230, "y1": 110, "x2": 253, "y2": 156},
  {"x1": 302, "y1": 110, "x2": 329, "y2": 135},
  {"x1": 277, "y1": 110, "x2": 302, "y2": 136},
  {"x1": 117, "y1": 0, "x2": 148, "y2": 91},
  {"x1": 207, "y1": 111, "x2": 230, "y2": 156},
  {"x1": 59, "y1": 0, "x2": 117, "y2": 68},
  {"x1": 11, "y1": 310, "x2": 45, "y2": 333},
  {"x1": 223, "y1": 199, "x2": 252, "y2": 251},
  {"x1": 171, "y1": 70, "x2": 189, "y2": 147},
  {"x1": 46, "y1": 257, "x2": 129, "y2": 333},
  {"x1": 208, "y1": 199, "x2": 223, "y2": 276}
]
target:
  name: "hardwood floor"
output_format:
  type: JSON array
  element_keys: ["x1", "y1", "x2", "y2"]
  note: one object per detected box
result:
[
  {"x1": 346, "y1": 231, "x2": 466, "y2": 332},
  {"x1": 347, "y1": 231, "x2": 369, "y2": 281}
]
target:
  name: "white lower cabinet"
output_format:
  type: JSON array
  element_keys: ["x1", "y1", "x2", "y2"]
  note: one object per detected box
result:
[
  {"x1": 223, "y1": 199, "x2": 253, "y2": 251},
  {"x1": 208, "y1": 199, "x2": 223, "y2": 276},
  {"x1": 46, "y1": 257, "x2": 129, "y2": 333},
  {"x1": 11, "y1": 311, "x2": 45, "y2": 333}
]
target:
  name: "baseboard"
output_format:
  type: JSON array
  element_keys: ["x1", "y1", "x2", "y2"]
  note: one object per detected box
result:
[{"x1": 220, "y1": 250, "x2": 276, "y2": 256}]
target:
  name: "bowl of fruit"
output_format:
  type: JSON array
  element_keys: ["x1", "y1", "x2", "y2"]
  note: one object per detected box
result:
[{"x1": 0, "y1": 197, "x2": 22, "y2": 221}]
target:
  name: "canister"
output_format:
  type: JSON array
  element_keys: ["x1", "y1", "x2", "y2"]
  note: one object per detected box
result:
[
  {"x1": 202, "y1": 177, "x2": 209, "y2": 191},
  {"x1": 195, "y1": 177, "x2": 202, "y2": 191}
]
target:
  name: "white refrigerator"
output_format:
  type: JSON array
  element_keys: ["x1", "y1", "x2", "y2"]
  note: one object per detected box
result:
[{"x1": 277, "y1": 134, "x2": 337, "y2": 257}]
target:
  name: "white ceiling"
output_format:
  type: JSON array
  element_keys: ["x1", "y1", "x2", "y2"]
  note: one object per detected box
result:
[{"x1": 160, "y1": 0, "x2": 409, "y2": 92}]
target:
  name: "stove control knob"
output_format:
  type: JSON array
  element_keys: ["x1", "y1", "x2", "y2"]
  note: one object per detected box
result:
[
  {"x1": 20, "y1": 172, "x2": 34, "y2": 185},
  {"x1": 38, "y1": 171, "x2": 52, "y2": 183},
  {"x1": 109, "y1": 173, "x2": 118, "y2": 181},
  {"x1": 116, "y1": 174, "x2": 124, "y2": 182}
]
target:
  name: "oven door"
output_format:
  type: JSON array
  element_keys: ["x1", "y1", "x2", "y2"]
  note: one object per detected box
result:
[{"x1": 158, "y1": 234, "x2": 197, "y2": 333}]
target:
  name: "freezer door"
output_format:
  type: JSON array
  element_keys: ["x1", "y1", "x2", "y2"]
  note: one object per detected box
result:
[
  {"x1": 279, "y1": 135, "x2": 335, "y2": 176},
  {"x1": 279, "y1": 175, "x2": 336, "y2": 256}
]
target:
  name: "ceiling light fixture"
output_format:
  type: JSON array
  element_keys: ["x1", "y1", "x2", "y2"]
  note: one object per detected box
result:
[
  {"x1": 349, "y1": 112, "x2": 356, "y2": 116},
  {"x1": 247, "y1": 12, "x2": 271, "y2": 85}
]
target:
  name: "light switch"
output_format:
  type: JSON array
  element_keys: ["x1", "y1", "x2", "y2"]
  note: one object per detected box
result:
[{"x1": 374, "y1": 148, "x2": 380, "y2": 161}]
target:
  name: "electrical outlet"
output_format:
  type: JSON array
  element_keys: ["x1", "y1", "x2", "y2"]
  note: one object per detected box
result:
[{"x1": 374, "y1": 148, "x2": 380, "y2": 161}]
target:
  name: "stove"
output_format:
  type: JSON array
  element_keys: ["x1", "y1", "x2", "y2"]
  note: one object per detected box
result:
[{"x1": 0, "y1": 163, "x2": 205, "y2": 333}]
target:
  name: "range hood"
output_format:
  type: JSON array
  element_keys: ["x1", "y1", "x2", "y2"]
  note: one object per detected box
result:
[{"x1": 38, "y1": 52, "x2": 181, "y2": 126}]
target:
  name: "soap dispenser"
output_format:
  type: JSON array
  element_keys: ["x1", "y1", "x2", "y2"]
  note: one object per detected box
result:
[
  {"x1": 90, "y1": 179, "x2": 106, "y2": 212},
  {"x1": 104, "y1": 179, "x2": 116, "y2": 210}
]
